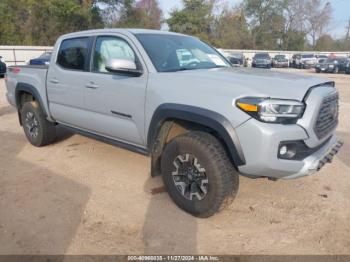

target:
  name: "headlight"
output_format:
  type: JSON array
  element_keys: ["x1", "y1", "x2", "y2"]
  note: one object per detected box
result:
[{"x1": 236, "y1": 97, "x2": 305, "y2": 124}]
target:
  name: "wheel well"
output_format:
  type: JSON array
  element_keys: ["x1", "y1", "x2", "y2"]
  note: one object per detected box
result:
[
  {"x1": 150, "y1": 119, "x2": 236, "y2": 177},
  {"x1": 17, "y1": 91, "x2": 35, "y2": 109},
  {"x1": 16, "y1": 91, "x2": 36, "y2": 125}
]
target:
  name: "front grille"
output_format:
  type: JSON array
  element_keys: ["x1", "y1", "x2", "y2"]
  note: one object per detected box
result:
[
  {"x1": 314, "y1": 92, "x2": 339, "y2": 139},
  {"x1": 256, "y1": 59, "x2": 266, "y2": 64}
]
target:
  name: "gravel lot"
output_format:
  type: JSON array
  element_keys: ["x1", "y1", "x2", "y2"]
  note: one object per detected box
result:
[{"x1": 0, "y1": 68, "x2": 349, "y2": 255}]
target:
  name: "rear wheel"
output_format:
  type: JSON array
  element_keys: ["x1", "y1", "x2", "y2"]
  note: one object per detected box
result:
[
  {"x1": 21, "y1": 101, "x2": 56, "y2": 147},
  {"x1": 161, "y1": 131, "x2": 239, "y2": 217}
]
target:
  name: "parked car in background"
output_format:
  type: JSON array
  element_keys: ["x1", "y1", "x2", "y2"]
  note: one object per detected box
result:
[
  {"x1": 0, "y1": 56, "x2": 6, "y2": 78},
  {"x1": 290, "y1": 54, "x2": 300, "y2": 68},
  {"x1": 317, "y1": 58, "x2": 327, "y2": 64},
  {"x1": 252, "y1": 53, "x2": 271, "y2": 68},
  {"x1": 316, "y1": 54, "x2": 328, "y2": 63},
  {"x1": 315, "y1": 57, "x2": 348, "y2": 73},
  {"x1": 272, "y1": 54, "x2": 289, "y2": 68},
  {"x1": 296, "y1": 54, "x2": 317, "y2": 69},
  {"x1": 345, "y1": 59, "x2": 350, "y2": 74},
  {"x1": 227, "y1": 52, "x2": 244, "y2": 66},
  {"x1": 28, "y1": 51, "x2": 52, "y2": 65}
]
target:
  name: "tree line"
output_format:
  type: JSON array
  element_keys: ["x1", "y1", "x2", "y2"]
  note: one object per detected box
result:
[{"x1": 0, "y1": 0, "x2": 349, "y2": 51}]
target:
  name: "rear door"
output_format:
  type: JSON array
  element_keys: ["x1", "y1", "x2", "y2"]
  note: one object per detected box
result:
[
  {"x1": 81, "y1": 34, "x2": 148, "y2": 146},
  {"x1": 47, "y1": 37, "x2": 93, "y2": 126}
]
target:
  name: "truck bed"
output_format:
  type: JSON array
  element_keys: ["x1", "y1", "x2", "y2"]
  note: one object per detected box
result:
[{"x1": 5, "y1": 65, "x2": 50, "y2": 116}]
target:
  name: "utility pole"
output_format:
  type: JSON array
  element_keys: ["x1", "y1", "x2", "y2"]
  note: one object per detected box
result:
[{"x1": 346, "y1": 18, "x2": 350, "y2": 41}]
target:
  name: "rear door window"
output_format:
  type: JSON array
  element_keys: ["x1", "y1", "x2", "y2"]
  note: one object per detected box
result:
[{"x1": 57, "y1": 37, "x2": 90, "y2": 70}]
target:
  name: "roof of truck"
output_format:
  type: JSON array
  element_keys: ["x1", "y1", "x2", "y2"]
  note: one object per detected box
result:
[{"x1": 60, "y1": 28, "x2": 187, "y2": 39}]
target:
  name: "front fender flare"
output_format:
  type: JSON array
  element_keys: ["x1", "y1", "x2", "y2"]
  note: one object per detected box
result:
[{"x1": 147, "y1": 104, "x2": 246, "y2": 166}]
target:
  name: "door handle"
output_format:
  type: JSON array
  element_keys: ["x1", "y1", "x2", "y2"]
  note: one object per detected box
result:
[
  {"x1": 85, "y1": 82, "x2": 99, "y2": 89},
  {"x1": 49, "y1": 79, "x2": 59, "y2": 84}
]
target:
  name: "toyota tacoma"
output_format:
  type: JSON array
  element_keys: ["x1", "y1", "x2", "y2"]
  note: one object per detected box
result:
[{"x1": 5, "y1": 29, "x2": 343, "y2": 217}]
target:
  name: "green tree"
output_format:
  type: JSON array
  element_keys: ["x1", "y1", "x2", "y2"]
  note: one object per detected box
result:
[
  {"x1": 285, "y1": 30, "x2": 307, "y2": 50},
  {"x1": 243, "y1": 0, "x2": 285, "y2": 49},
  {"x1": 213, "y1": 8, "x2": 254, "y2": 49},
  {"x1": 115, "y1": 0, "x2": 163, "y2": 29},
  {"x1": 315, "y1": 34, "x2": 336, "y2": 51},
  {"x1": 0, "y1": 0, "x2": 104, "y2": 46},
  {"x1": 0, "y1": 0, "x2": 27, "y2": 45},
  {"x1": 135, "y1": 0, "x2": 163, "y2": 29},
  {"x1": 305, "y1": 0, "x2": 332, "y2": 48},
  {"x1": 167, "y1": 0, "x2": 215, "y2": 43}
]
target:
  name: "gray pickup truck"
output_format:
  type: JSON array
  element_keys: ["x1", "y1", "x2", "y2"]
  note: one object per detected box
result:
[{"x1": 5, "y1": 29, "x2": 343, "y2": 217}]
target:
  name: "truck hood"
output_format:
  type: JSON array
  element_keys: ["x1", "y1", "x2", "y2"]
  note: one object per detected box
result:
[{"x1": 176, "y1": 67, "x2": 331, "y2": 101}]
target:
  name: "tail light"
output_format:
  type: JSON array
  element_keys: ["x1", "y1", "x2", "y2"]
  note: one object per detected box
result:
[{"x1": 9, "y1": 67, "x2": 21, "y2": 74}]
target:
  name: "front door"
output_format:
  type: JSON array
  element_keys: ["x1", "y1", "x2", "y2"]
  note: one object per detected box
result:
[{"x1": 82, "y1": 35, "x2": 148, "y2": 146}]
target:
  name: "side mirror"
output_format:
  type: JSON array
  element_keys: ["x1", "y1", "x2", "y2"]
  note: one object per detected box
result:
[{"x1": 105, "y1": 58, "x2": 142, "y2": 77}]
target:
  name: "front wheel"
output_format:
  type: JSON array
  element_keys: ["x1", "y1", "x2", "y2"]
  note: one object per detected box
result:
[
  {"x1": 161, "y1": 131, "x2": 239, "y2": 217},
  {"x1": 21, "y1": 101, "x2": 56, "y2": 147}
]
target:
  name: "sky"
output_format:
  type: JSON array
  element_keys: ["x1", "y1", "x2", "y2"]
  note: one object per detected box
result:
[{"x1": 158, "y1": 0, "x2": 350, "y2": 39}]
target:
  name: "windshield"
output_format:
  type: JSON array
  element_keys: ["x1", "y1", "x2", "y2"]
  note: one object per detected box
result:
[
  {"x1": 274, "y1": 55, "x2": 286, "y2": 60},
  {"x1": 302, "y1": 54, "x2": 314, "y2": 58},
  {"x1": 135, "y1": 33, "x2": 230, "y2": 72},
  {"x1": 230, "y1": 53, "x2": 243, "y2": 58},
  {"x1": 39, "y1": 52, "x2": 52, "y2": 59},
  {"x1": 254, "y1": 53, "x2": 270, "y2": 59}
]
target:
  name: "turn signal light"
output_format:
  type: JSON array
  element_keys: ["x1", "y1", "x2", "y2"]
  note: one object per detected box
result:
[{"x1": 236, "y1": 102, "x2": 258, "y2": 112}]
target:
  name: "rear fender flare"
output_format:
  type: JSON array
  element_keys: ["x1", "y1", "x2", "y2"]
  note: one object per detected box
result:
[{"x1": 15, "y1": 82, "x2": 51, "y2": 125}]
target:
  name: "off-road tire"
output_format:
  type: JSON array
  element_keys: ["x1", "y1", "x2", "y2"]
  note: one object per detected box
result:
[
  {"x1": 161, "y1": 131, "x2": 239, "y2": 218},
  {"x1": 21, "y1": 101, "x2": 56, "y2": 147}
]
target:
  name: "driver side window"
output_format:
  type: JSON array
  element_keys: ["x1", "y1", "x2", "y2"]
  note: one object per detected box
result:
[{"x1": 93, "y1": 36, "x2": 136, "y2": 73}]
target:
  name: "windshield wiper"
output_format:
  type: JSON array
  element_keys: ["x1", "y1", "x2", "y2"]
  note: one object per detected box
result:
[
  {"x1": 162, "y1": 65, "x2": 227, "y2": 72},
  {"x1": 162, "y1": 67, "x2": 197, "y2": 72}
]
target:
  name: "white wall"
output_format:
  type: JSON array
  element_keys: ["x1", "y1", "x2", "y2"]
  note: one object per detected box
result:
[
  {"x1": 218, "y1": 49, "x2": 350, "y2": 60},
  {"x1": 1, "y1": 45, "x2": 349, "y2": 66},
  {"x1": 0, "y1": 46, "x2": 52, "y2": 66}
]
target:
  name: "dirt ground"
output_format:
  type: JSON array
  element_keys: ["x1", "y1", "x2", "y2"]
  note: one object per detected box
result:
[{"x1": 0, "y1": 68, "x2": 349, "y2": 255}]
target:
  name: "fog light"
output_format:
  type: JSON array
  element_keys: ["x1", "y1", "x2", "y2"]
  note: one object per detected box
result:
[
  {"x1": 279, "y1": 145, "x2": 288, "y2": 156},
  {"x1": 278, "y1": 144, "x2": 297, "y2": 159}
]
